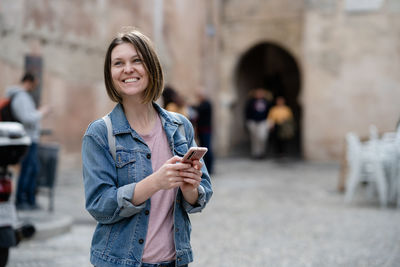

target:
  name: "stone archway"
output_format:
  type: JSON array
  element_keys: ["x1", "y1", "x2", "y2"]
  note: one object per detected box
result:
[{"x1": 232, "y1": 42, "x2": 302, "y2": 158}]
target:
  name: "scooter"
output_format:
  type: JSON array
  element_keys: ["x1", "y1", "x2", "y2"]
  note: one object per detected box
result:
[{"x1": 0, "y1": 122, "x2": 35, "y2": 267}]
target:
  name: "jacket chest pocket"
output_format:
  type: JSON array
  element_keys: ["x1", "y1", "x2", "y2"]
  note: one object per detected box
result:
[
  {"x1": 174, "y1": 141, "x2": 189, "y2": 157},
  {"x1": 115, "y1": 151, "x2": 137, "y2": 186}
]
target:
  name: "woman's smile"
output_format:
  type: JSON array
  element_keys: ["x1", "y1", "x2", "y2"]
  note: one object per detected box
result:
[{"x1": 123, "y1": 77, "x2": 139, "y2": 83}]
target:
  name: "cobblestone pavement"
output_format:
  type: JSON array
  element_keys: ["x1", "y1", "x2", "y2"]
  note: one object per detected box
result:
[{"x1": 7, "y1": 158, "x2": 400, "y2": 267}]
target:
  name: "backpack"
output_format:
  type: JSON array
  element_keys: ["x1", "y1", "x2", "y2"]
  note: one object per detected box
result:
[{"x1": 0, "y1": 93, "x2": 19, "y2": 122}]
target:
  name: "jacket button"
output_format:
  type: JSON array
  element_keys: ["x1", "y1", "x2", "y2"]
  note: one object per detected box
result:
[
  {"x1": 138, "y1": 239, "x2": 144, "y2": 244},
  {"x1": 146, "y1": 154, "x2": 151, "y2": 159},
  {"x1": 145, "y1": 210, "x2": 149, "y2": 215}
]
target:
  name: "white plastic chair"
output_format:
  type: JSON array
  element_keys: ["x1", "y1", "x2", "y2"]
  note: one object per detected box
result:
[
  {"x1": 344, "y1": 131, "x2": 387, "y2": 207},
  {"x1": 385, "y1": 125, "x2": 400, "y2": 206},
  {"x1": 392, "y1": 130, "x2": 400, "y2": 207},
  {"x1": 395, "y1": 135, "x2": 400, "y2": 207},
  {"x1": 375, "y1": 124, "x2": 400, "y2": 207}
]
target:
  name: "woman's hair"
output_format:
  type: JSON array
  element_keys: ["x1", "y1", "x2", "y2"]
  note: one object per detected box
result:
[{"x1": 104, "y1": 28, "x2": 164, "y2": 103}]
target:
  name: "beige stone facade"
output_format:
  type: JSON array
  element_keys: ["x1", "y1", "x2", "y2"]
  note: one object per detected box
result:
[
  {"x1": 302, "y1": 0, "x2": 400, "y2": 160},
  {"x1": 1, "y1": 0, "x2": 399, "y2": 162}
]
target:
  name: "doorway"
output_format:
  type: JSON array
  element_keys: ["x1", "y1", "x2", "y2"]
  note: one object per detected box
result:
[{"x1": 232, "y1": 42, "x2": 302, "y2": 158}]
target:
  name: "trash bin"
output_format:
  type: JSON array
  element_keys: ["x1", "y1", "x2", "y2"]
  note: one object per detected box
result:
[{"x1": 37, "y1": 143, "x2": 60, "y2": 212}]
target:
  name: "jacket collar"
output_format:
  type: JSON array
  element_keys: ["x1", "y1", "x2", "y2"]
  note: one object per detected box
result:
[
  {"x1": 108, "y1": 102, "x2": 182, "y2": 135},
  {"x1": 153, "y1": 102, "x2": 183, "y2": 128}
]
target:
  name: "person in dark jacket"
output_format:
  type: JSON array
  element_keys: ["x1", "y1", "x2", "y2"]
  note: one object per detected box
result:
[
  {"x1": 245, "y1": 87, "x2": 272, "y2": 159},
  {"x1": 193, "y1": 89, "x2": 214, "y2": 174}
]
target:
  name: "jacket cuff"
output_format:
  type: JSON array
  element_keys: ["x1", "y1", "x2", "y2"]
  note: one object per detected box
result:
[
  {"x1": 117, "y1": 183, "x2": 146, "y2": 217},
  {"x1": 182, "y1": 185, "x2": 206, "y2": 213}
]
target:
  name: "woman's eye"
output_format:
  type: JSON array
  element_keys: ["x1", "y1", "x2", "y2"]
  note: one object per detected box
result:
[
  {"x1": 113, "y1": 61, "x2": 122, "y2": 66},
  {"x1": 133, "y1": 58, "x2": 142, "y2": 63}
]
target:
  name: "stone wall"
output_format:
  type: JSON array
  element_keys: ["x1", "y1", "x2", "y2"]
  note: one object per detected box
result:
[
  {"x1": 1, "y1": 0, "x2": 399, "y2": 161},
  {"x1": 302, "y1": 0, "x2": 400, "y2": 160},
  {"x1": 0, "y1": 0, "x2": 212, "y2": 158}
]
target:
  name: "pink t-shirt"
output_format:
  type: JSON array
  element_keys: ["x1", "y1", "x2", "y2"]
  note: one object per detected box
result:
[{"x1": 140, "y1": 115, "x2": 177, "y2": 263}]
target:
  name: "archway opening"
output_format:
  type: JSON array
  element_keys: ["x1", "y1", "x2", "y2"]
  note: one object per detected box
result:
[{"x1": 232, "y1": 42, "x2": 302, "y2": 158}]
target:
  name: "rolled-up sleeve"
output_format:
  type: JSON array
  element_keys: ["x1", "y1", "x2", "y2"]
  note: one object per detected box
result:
[
  {"x1": 117, "y1": 183, "x2": 146, "y2": 217},
  {"x1": 178, "y1": 114, "x2": 213, "y2": 214},
  {"x1": 182, "y1": 185, "x2": 207, "y2": 213}
]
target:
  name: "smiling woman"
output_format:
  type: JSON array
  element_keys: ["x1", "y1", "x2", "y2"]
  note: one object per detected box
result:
[
  {"x1": 110, "y1": 42, "x2": 149, "y2": 100},
  {"x1": 81, "y1": 28, "x2": 213, "y2": 267},
  {"x1": 103, "y1": 29, "x2": 164, "y2": 105}
]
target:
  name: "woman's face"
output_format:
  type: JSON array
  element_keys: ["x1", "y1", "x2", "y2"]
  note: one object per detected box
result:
[{"x1": 110, "y1": 42, "x2": 149, "y2": 101}]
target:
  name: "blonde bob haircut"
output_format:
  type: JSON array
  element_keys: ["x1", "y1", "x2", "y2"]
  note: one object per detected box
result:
[{"x1": 104, "y1": 28, "x2": 164, "y2": 104}]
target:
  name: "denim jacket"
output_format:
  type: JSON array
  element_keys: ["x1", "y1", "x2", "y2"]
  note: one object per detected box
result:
[{"x1": 82, "y1": 103, "x2": 213, "y2": 267}]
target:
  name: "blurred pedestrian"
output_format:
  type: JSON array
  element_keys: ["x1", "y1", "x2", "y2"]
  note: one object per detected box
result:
[
  {"x1": 162, "y1": 85, "x2": 189, "y2": 118},
  {"x1": 193, "y1": 88, "x2": 214, "y2": 174},
  {"x1": 82, "y1": 28, "x2": 212, "y2": 267},
  {"x1": 245, "y1": 87, "x2": 272, "y2": 159},
  {"x1": 267, "y1": 96, "x2": 294, "y2": 158},
  {"x1": 5, "y1": 73, "x2": 51, "y2": 210}
]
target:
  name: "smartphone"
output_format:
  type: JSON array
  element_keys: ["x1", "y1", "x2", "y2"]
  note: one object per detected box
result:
[{"x1": 181, "y1": 147, "x2": 208, "y2": 163}]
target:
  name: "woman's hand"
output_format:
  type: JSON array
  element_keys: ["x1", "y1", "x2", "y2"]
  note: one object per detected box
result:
[
  {"x1": 132, "y1": 156, "x2": 191, "y2": 205},
  {"x1": 153, "y1": 156, "x2": 192, "y2": 190},
  {"x1": 179, "y1": 159, "x2": 203, "y2": 205}
]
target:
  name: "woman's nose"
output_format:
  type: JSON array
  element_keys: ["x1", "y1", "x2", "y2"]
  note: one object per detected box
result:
[{"x1": 123, "y1": 63, "x2": 134, "y2": 73}]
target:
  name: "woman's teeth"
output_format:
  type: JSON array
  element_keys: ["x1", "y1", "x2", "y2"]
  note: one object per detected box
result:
[{"x1": 124, "y1": 78, "x2": 138, "y2": 83}]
